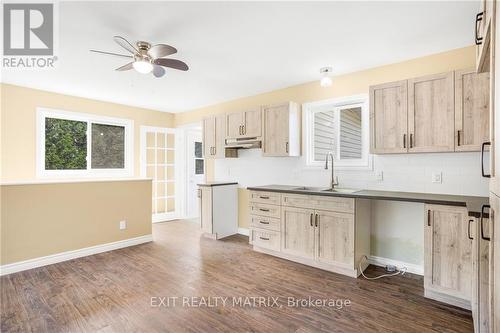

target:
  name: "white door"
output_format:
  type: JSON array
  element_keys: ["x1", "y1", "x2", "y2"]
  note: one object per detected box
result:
[
  {"x1": 186, "y1": 130, "x2": 205, "y2": 218},
  {"x1": 141, "y1": 126, "x2": 179, "y2": 222}
]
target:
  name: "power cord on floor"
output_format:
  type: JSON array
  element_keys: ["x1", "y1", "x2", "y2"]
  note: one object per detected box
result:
[{"x1": 358, "y1": 255, "x2": 407, "y2": 280}]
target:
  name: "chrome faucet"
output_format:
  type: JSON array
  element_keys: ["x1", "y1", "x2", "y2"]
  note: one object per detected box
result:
[{"x1": 325, "y1": 152, "x2": 338, "y2": 189}]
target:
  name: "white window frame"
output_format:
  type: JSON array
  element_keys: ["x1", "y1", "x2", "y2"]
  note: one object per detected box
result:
[
  {"x1": 36, "y1": 108, "x2": 134, "y2": 178},
  {"x1": 302, "y1": 94, "x2": 372, "y2": 170}
]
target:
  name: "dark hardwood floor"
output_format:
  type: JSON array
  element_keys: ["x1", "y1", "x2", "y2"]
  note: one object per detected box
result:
[{"x1": 1, "y1": 220, "x2": 473, "y2": 333}]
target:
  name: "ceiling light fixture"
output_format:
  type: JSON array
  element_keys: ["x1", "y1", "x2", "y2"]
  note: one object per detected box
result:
[
  {"x1": 133, "y1": 59, "x2": 153, "y2": 74},
  {"x1": 320, "y1": 67, "x2": 333, "y2": 87}
]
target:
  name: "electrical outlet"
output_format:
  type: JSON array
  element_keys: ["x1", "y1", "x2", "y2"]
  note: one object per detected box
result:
[
  {"x1": 119, "y1": 220, "x2": 127, "y2": 230},
  {"x1": 376, "y1": 171, "x2": 383, "y2": 181},
  {"x1": 432, "y1": 172, "x2": 442, "y2": 184}
]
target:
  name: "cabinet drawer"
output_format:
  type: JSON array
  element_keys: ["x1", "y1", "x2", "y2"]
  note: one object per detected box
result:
[
  {"x1": 251, "y1": 228, "x2": 280, "y2": 251},
  {"x1": 249, "y1": 203, "x2": 281, "y2": 218},
  {"x1": 249, "y1": 191, "x2": 281, "y2": 205},
  {"x1": 282, "y1": 193, "x2": 355, "y2": 214},
  {"x1": 250, "y1": 214, "x2": 280, "y2": 231}
]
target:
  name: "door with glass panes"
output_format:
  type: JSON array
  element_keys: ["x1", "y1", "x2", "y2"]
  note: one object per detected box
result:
[{"x1": 141, "y1": 126, "x2": 177, "y2": 222}]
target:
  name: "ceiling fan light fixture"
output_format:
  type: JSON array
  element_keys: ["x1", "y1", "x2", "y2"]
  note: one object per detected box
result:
[
  {"x1": 320, "y1": 67, "x2": 333, "y2": 87},
  {"x1": 133, "y1": 59, "x2": 153, "y2": 74}
]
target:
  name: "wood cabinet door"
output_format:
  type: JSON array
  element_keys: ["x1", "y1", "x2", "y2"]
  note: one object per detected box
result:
[
  {"x1": 491, "y1": 7, "x2": 500, "y2": 197},
  {"x1": 476, "y1": 0, "x2": 494, "y2": 73},
  {"x1": 424, "y1": 205, "x2": 472, "y2": 301},
  {"x1": 202, "y1": 117, "x2": 215, "y2": 158},
  {"x1": 281, "y1": 206, "x2": 315, "y2": 259},
  {"x1": 214, "y1": 114, "x2": 226, "y2": 158},
  {"x1": 243, "y1": 109, "x2": 262, "y2": 137},
  {"x1": 315, "y1": 210, "x2": 354, "y2": 268},
  {"x1": 369, "y1": 80, "x2": 408, "y2": 154},
  {"x1": 263, "y1": 103, "x2": 290, "y2": 156},
  {"x1": 490, "y1": 192, "x2": 499, "y2": 333},
  {"x1": 408, "y1": 72, "x2": 455, "y2": 153},
  {"x1": 200, "y1": 187, "x2": 212, "y2": 234},
  {"x1": 226, "y1": 112, "x2": 244, "y2": 139},
  {"x1": 455, "y1": 69, "x2": 490, "y2": 151}
]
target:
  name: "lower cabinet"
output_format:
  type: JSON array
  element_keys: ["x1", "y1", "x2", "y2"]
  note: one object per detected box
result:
[
  {"x1": 424, "y1": 204, "x2": 473, "y2": 309},
  {"x1": 249, "y1": 191, "x2": 370, "y2": 278}
]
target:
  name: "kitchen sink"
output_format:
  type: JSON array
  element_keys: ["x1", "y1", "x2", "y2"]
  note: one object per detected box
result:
[{"x1": 321, "y1": 188, "x2": 360, "y2": 194}]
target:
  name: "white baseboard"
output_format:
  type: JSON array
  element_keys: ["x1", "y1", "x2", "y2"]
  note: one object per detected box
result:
[
  {"x1": 0, "y1": 234, "x2": 153, "y2": 276},
  {"x1": 367, "y1": 255, "x2": 423, "y2": 275},
  {"x1": 238, "y1": 227, "x2": 249, "y2": 236}
]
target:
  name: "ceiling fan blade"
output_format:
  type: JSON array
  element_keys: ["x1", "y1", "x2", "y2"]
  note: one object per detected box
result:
[
  {"x1": 154, "y1": 58, "x2": 189, "y2": 71},
  {"x1": 113, "y1": 36, "x2": 138, "y2": 55},
  {"x1": 152, "y1": 65, "x2": 166, "y2": 78},
  {"x1": 90, "y1": 49, "x2": 133, "y2": 59},
  {"x1": 115, "y1": 62, "x2": 134, "y2": 71},
  {"x1": 148, "y1": 44, "x2": 177, "y2": 59}
]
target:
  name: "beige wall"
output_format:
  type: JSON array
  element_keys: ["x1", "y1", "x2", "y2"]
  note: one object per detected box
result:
[
  {"x1": 174, "y1": 45, "x2": 476, "y2": 228},
  {"x1": 0, "y1": 84, "x2": 175, "y2": 181},
  {"x1": 1, "y1": 179, "x2": 152, "y2": 265}
]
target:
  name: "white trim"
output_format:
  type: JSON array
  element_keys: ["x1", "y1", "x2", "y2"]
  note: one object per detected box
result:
[
  {"x1": 36, "y1": 107, "x2": 134, "y2": 179},
  {"x1": 302, "y1": 94, "x2": 372, "y2": 171},
  {"x1": 367, "y1": 255, "x2": 423, "y2": 275},
  {"x1": 0, "y1": 178, "x2": 151, "y2": 186},
  {"x1": 0, "y1": 235, "x2": 153, "y2": 276},
  {"x1": 237, "y1": 227, "x2": 250, "y2": 236}
]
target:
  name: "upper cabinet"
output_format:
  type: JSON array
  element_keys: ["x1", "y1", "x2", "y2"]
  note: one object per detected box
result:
[
  {"x1": 225, "y1": 108, "x2": 262, "y2": 139},
  {"x1": 370, "y1": 70, "x2": 490, "y2": 154},
  {"x1": 455, "y1": 69, "x2": 490, "y2": 152},
  {"x1": 476, "y1": 0, "x2": 494, "y2": 73},
  {"x1": 203, "y1": 114, "x2": 237, "y2": 159},
  {"x1": 369, "y1": 80, "x2": 408, "y2": 154},
  {"x1": 262, "y1": 102, "x2": 301, "y2": 157},
  {"x1": 408, "y1": 72, "x2": 455, "y2": 153}
]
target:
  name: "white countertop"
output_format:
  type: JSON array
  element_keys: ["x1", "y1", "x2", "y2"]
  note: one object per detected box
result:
[{"x1": 0, "y1": 178, "x2": 152, "y2": 186}]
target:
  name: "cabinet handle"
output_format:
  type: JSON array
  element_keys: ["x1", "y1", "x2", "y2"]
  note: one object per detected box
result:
[
  {"x1": 468, "y1": 219, "x2": 474, "y2": 240},
  {"x1": 481, "y1": 204, "x2": 491, "y2": 241},
  {"x1": 403, "y1": 134, "x2": 406, "y2": 149},
  {"x1": 427, "y1": 210, "x2": 431, "y2": 227},
  {"x1": 315, "y1": 213, "x2": 319, "y2": 227},
  {"x1": 213, "y1": 147, "x2": 216, "y2": 156},
  {"x1": 243, "y1": 125, "x2": 246, "y2": 135},
  {"x1": 476, "y1": 12, "x2": 484, "y2": 45},
  {"x1": 259, "y1": 221, "x2": 270, "y2": 225},
  {"x1": 259, "y1": 196, "x2": 270, "y2": 199},
  {"x1": 259, "y1": 208, "x2": 270, "y2": 212},
  {"x1": 310, "y1": 213, "x2": 313, "y2": 227},
  {"x1": 259, "y1": 237, "x2": 270, "y2": 241},
  {"x1": 481, "y1": 142, "x2": 491, "y2": 178},
  {"x1": 409, "y1": 133, "x2": 413, "y2": 148},
  {"x1": 457, "y1": 130, "x2": 461, "y2": 147},
  {"x1": 286, "y1": 142, "x2": 289, "y2": 153}
]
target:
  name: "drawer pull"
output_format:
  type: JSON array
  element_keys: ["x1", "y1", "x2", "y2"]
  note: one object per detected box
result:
[
  {"x1": 259, "y1": 221, "x2": 270, "y2": 225},
  {"x1": 259, "y1": 237, "x2": 270, "y2": 241},
  {"x1": 259, "y1": 208, "x2": 270, "y2": 212},
  {"x1": 468, "y1": 219, "x2": 474, "y2": 240},
  {"x1": 310, "y1": 213, "x2": 313, "y2": 227},
  {"x1": 315, "y1": 213, "x2": 319, "y2": 227},
  {"x1": 475, "y1": 12, "x2": 484, "y2": 45},
  {"x1": 259, "y1": 196, "x2": 270, "y2": 199},
  {"x1": 481, "y1": 204, "x2": 491, "y2": 241}
]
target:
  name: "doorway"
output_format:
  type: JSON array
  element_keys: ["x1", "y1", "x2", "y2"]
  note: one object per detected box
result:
[{"x1": 185, "y1": 129, "x2": 205, "y2": 219}]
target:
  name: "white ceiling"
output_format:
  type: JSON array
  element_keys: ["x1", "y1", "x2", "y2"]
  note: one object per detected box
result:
[{"x1": 1, "y1": 1, "x2": 478, "y2": 113}]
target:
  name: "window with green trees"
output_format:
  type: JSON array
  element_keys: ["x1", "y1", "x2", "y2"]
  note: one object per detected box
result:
[{"x1": 45, "y1": 118, "x2": 87, "y2": 170}]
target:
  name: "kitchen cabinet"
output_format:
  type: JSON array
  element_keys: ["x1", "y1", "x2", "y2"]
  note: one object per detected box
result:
[
  {"x1": 248, "y1": 190, "x2": 370, "y2": 278},
  {"x1": 476, "y1": 0, "x2": 495, "y2": 73},
  {"x1": 262, "y1": 102, "x2": 301, "y2": 156},
  {"x1": 408, "y1": 72, "x2": 455, "y2": 153},
  {"x1": 198, "y1": 183, "x2": 238, "y2": 239},
  {"x1": 490, "y1": 3, "x2": 500, "y2": 197},
  {"x1": 225, "y1": 108, "x2": 262, "y2": 139},
  {"x1": 202, "y1": 114, "x2": 237, "y2": 159},
  {"x1": 455, "y1": 69, "x2": 490, "y2": 151},
  {"x1": 491, "y1": 192, "x2": 499, "y2": 333},
  {"x1": 424, "y1": 204, "x2": 473, "y2": 309},
  {"x1": 369, "y1": 80, "x2": 408, "y2": 154}
]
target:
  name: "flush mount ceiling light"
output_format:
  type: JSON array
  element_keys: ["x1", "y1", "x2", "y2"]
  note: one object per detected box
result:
[{"x1": 320, "y1": 67, "x2": 333, "y2": 87}]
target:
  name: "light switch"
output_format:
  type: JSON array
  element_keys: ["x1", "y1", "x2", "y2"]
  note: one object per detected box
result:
[
  {"x1": 432, "y1": 172, "x2": 442, "y2": 184},
  {"x1": 119, "y1": 220, "x2": 127, "y2": 230}
]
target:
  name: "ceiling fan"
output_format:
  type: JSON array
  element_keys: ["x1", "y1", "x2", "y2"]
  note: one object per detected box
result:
[{"x1": 90, "y1": 36, "x2": 189, "y2": 78}]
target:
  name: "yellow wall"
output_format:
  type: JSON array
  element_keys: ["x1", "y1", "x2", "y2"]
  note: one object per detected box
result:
[
  {"x1": 1, "y1": 179, "x2": 152, "y2": 265},
  {"x1": 0, "y1": 84, "x2": 175, "y2": 181},
  {"x1": 174, "y1": 45, "x2": 476, "y2": 228}
]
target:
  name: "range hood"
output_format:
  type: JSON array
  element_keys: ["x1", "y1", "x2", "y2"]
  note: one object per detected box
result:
[{"x1": 225, "y1": 137, "x2": 262, "y2": 149}]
